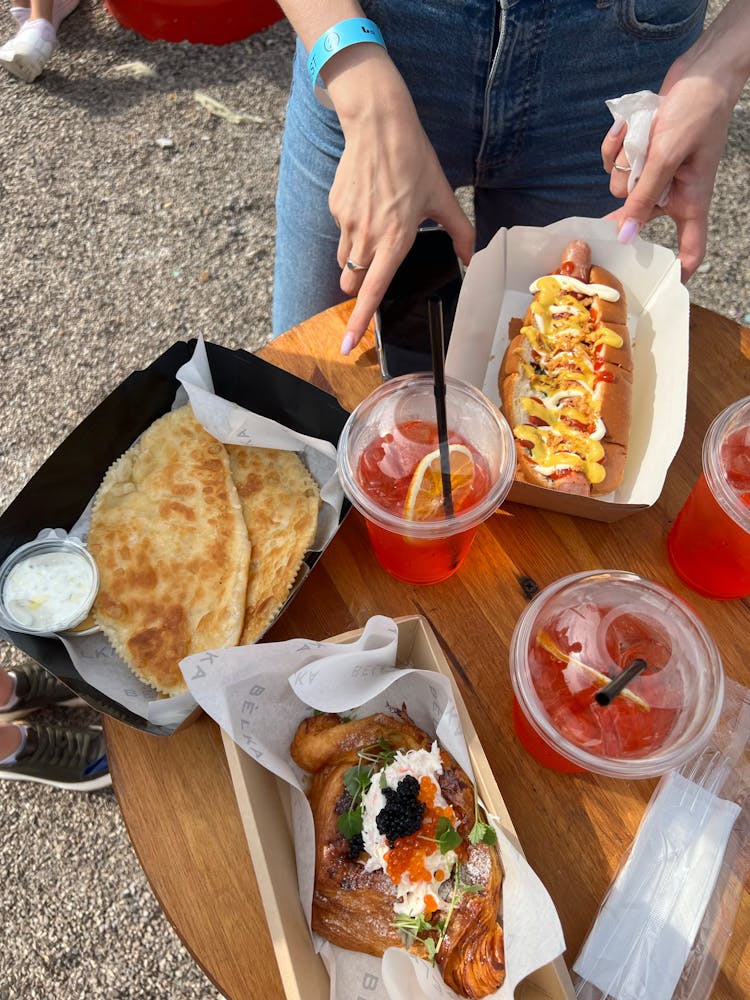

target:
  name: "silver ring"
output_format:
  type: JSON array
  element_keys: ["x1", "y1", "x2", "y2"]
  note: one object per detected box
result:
[
  {"x1": 613, "y1": 163, "x2": 632, "y2": 173},
  {"x1": 346, "y1": 258, "x2": 370, "y2": 273}
]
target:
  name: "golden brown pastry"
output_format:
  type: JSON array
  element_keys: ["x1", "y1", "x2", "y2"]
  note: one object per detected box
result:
[
  {"x1": 225, "y1": 445, "x2": 319, "y2": 645},
  {"x1": 88, "y1": 406, "x2": 249, "y2": 695},
  {"x1": 291, "y1": 709, "x2": 505, "y2": 999},
  {"x1": 88, "y1": 403, "x2": 323, "y2": 695}
]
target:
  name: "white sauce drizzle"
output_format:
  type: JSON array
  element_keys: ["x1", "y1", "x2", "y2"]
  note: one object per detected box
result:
[{"x1": 529, "y1": 274, "x2": 621, "y2": 301}]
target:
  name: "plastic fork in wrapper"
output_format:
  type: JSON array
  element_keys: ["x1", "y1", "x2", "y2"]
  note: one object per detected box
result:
[{"x1": 571, "y1": 678, "x2": 750, "y2": 1000}]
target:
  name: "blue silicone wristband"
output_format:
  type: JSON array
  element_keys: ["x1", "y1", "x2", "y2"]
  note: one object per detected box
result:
[{"x1": 307, "y1": 18, "x2": 386, "y2": 90}]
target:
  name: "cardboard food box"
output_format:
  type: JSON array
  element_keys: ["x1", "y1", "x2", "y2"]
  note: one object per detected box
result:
[
  {"x1": 222, "y1": 615, "x2": 576, "y2": 1000},
  {"x1": 0, "y1": 340, "x2": 350, "y2": 736},
  {"x1": 446, "y1": 217, "x2": 689, "y2": 522}
]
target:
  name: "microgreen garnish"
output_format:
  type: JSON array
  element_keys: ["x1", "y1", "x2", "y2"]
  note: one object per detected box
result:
[
  {"x1": 343, "y1": 763, "x2": 371, "y2": 800},
  {"x1": 468, "y1": 787, "x2": 497, "y2": 846},
  {"x1": 313, "y1": 709, "x2": 356, "y2": 721},
  {"x1": 392, "y1": 911, "x2": 436, "y2": 945},
  {"x1": 391, "y1": 861, "x2": 482, "y2": 965},
  {"x1": 337, "y1": 809, "x2": 363, "y2": 839},
  {"x1": 423, "y1": 937, "x2": 439, "y2": 962},
  {"x1": 435, "y1": 816, "x2": 463, "y2": 855},
  {"x1": 468, "y1": 819, "x2": 497, "y2": 845},
  {"x1": 336, "y1": 738, "x2": 396, "y2": 844}
]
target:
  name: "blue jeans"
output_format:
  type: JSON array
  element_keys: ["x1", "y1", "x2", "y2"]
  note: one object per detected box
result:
[{"x1": 273, "y1": 0, "x2": 707, "y2": 336}]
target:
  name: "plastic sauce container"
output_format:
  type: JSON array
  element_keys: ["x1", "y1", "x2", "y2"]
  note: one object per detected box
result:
[
  {"x1": 509, "y1": 570, "x2": 724, "y2": 777},
  {"x1": 0, "y1": 533, "x2": 99, "y2": 636}
]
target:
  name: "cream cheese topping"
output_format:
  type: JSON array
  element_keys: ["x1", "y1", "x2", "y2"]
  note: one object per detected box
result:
[{"x1": 361, "y1": 742, "x2": 457, "y2": 917}]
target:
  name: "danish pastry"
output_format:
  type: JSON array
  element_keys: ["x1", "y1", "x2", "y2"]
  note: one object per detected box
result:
[{"x1": 291, "y1": 708, "x2": 506, "y2": 998}]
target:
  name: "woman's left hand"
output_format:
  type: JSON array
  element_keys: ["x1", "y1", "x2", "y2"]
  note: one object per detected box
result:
[{"x1": 601, "y1": 0, "x2": 750, "y2": 282}]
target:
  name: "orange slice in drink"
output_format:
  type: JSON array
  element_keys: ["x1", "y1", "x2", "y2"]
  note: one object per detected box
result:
[
  {"x1": 537, "y1": 631, "x2": 651, "y2": 713},
  {"x1": 404, "y1": 445, "x2": 475, "y2": 521}
]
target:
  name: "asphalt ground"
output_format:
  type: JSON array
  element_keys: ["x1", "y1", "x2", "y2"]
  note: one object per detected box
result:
[{"x1": 0, "y1": 2, "x2": 748, "y2": 998}]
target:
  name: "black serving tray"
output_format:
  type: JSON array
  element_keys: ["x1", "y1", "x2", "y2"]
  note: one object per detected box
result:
[{"x1": 0, "y1": 340, "x2": 350, "y2": 735}]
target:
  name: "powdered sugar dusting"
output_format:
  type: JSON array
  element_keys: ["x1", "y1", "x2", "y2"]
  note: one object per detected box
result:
[{"x1": 465, "y1": 844, "x2": 492, "y2": 886}]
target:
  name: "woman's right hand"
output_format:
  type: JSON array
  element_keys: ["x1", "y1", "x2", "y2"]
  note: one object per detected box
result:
[{"x1": 324, "y1": 45, "x2": 475, "y2": 354}]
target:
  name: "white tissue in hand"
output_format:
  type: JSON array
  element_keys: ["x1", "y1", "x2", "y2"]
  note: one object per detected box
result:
[
  {"x1": 606, "y1": 90, "x2": 670, "y2": 206},
  {"x1": 573, "y1": 771, "x2": 740, "y2": 1000}
]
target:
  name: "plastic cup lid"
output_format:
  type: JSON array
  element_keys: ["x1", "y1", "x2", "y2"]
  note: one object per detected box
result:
[
  {"x1": 703, "y1": 395, "x2": 750, "y2": 533},
  {"x1": 337, "y1": 373, "x2": 516, "y2": 537}
]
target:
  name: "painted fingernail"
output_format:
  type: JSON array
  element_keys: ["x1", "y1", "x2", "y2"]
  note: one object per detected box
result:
[
  {"x1": 617, "y1": 218, "x2": 642, "y2": 245},
  {"x1": 607, "y1": 117, "x2": 626, "y2": 140},
  {"x1": 340, "y1": 331, "x2": 356, "y2": 356}
]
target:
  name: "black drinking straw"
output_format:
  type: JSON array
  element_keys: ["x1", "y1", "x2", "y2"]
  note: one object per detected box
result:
[
  {"x1": 427, "y1": 296, "x2": 454, "y2": 518},
  {"x1": 595, "y1": 658, "x2": 648, "y2": 706}
]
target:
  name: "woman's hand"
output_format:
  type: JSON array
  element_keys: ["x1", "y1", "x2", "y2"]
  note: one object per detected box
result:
[
  {"x1": 325, "y1": 46, "x2": 475, "y2": 353},
  {"x1": 602, "y1": 0, "x2": 750, "y2": 282},
  {"x1": 602, "y1": 67, "x2": 735, "y2": 281}
]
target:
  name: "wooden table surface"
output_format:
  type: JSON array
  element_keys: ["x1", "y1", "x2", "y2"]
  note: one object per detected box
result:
[{"x1": 104, "y1": 302, "x2": 750, "y2": 1000}]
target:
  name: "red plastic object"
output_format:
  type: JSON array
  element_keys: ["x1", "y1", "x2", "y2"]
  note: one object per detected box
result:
[{"x1": 104, "y1": 0, "x2": 284, "y2": 45}]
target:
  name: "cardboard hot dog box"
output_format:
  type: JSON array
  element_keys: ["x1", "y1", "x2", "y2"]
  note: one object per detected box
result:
[{"x1": 445, "y1": 216, "x2": 689, "y2": 523}]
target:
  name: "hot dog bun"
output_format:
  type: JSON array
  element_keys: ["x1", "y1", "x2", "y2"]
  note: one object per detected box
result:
[{"x1": 499, "y1": 242, "x2": 632, "y2": 496}]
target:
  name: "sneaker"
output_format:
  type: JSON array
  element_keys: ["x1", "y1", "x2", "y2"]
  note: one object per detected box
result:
[
  {"x1": 0, "y1": 662, "x2": 84, "y2": 722},
  {"x1": 0, "y1": 722, "x2": 111, "y2": 791},
  {"x1": 0, "y1": 18, "x2": 57, "y2": 83}
]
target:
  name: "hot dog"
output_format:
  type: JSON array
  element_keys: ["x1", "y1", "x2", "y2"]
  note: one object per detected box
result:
[{"x1": 499, "y1": 239, "x2": 632, "y2": 496}]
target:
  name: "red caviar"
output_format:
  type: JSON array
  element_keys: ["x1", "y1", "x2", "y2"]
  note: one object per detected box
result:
[{"x1": 384, "y1": 776, "x2": 456, "y2": 886}]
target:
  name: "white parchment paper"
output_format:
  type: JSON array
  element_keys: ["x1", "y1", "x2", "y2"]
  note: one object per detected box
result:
[
  {"x1": 180, "y1": 614, "x2": 566, "y2": 1000},
  {"x1": 55, "y1": 337, "x2": 344, "y2": 726}
]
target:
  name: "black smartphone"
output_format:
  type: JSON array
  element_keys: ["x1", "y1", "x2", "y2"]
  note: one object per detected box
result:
[{"x1": 374, "y1": 225, "x2": 464, "y2": 380}]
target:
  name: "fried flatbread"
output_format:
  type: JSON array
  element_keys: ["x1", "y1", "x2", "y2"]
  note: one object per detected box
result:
[
  {"x1": 88, "y1": 406, "x2": 250, "y2": 695},
  {"x1": 226, "y1": 445, "x2": 320, "y2": 645}
]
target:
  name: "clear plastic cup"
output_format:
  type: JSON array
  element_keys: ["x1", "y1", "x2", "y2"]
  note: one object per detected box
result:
[
  {"x1": 509, "y1": 570, "x2": 724, "y2": 777},
  {"x1": 668, "y1": 395, "x2": 750, "y2": 599},
  {"x1": 337, "y1": 373, "x2": 516, "y2": 585}
]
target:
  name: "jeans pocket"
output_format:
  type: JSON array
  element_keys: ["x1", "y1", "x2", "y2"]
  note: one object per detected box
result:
[{"x1": 612, "y1": 0, "x2": 707, "y2": 39}]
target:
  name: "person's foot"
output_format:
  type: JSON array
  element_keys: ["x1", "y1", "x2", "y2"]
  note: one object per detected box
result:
[
  {"x1": 0, "y1": 721, "x2": 111, "y2": 791},
  {"x1": 10, "y1": 6, "x2": 31, "y2": 28},
  {"x1": 0, "y1": 18, "x2": 57, "y2": 83},
  {"x1": 0, "y1": 662, "x2": 84, "y2": 722}
]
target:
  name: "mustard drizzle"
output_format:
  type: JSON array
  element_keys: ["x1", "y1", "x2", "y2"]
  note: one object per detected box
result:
[{"x1": 514, "y1": 275, "x2": 623, "y2": 484}]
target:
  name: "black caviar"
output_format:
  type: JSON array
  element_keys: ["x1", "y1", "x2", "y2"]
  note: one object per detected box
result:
[
  {"x1": 376, "y1": 774, "x2": 425, "y2": 847},
  {"x1": 347, "y1": 832, "x2": 365, "y2": 860}
]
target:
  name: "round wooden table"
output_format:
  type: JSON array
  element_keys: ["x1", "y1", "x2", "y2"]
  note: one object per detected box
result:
[{"x1": 104, "y1": 302, "x2": 750, "y2": 1000}]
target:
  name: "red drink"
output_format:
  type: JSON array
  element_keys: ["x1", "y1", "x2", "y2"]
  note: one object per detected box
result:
[
  {"x1": 668, "y1": 403, "x2": 750, "y2": 600},
  {"x1": 509, "y1": 572, "x2": 724, "y2": 778},
  {"x1": 356, "y1": 420, "x2": 491, "y2": 584},
  {"x1": 525, "y1": 605, "x2": 682, "y2": 766},
  {"x1": 337, "y1": 374, "x2": 516, "y2": 586},
  {"x1": 512, "y1": 698, "x2": 584, "y2": 772}
]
